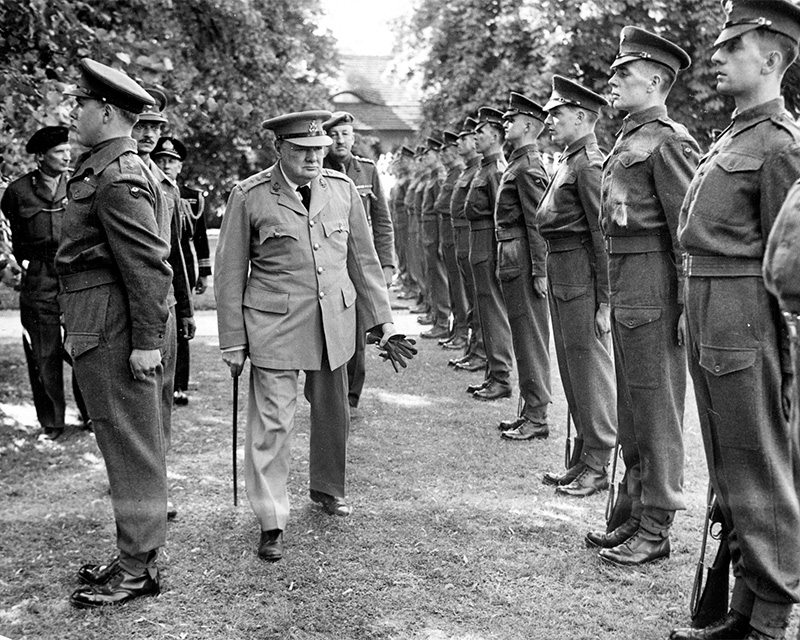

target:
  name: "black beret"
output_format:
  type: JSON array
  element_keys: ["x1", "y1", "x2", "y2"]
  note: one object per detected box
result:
[
  {"x1": 64, "y1": 58, "x2": 156, "y2": 114},
  {"x1": 25, "y1": 126, "x2": 69, "y2": 154}
]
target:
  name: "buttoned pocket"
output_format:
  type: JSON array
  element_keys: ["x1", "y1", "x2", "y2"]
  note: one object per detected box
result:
[
  {"x1": 619, "y1": 150, "x2": 650, "y2": 168},
  {"x1": 243, "y1": 284, "x2": 289, "y2": 314},
  {"x1": 715, "y1": 153, "x2": 763, "y2": 174},
  {"x1": 64, "y1": 179, "x2": 97, "y2": 241},
  {"x1": 322, "y1": 218, "x2": 350, "y2": 237},
  {"x1": 258, "y1": 223, "x2": 299, "y2": 245},
  {"x1": 614, "y1": 306, "x2": 663, "y2": 389},
  {"x1": 551, "y1": 283, "x2": 588, "y2": 301},
  {"x1": 557, "y1": 170, "x2": 577, "y2": 186},
  {"x1": 341, "y1": 280, "x2": 356, "y2": 308},
  {"x1": 64, "y1": 332, "x2": 100, "y2": 359}
]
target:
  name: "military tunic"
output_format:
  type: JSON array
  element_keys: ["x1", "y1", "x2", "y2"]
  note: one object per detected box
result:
[
  {"x1": 494, "y1": 143, "x2": 551, "y2": 423},
  {"x1": 55, "y1": 136, "x2": 173, "y2": 556},
  {"x1": 421, "y1": 166, "x2": 450, "y2": 328},
  {"x1": 536, "y1": 133, "x2": 616, "y2": 468},
  {"x1": 436, "y1": 164, "x2": 468, "y2": 339},
  {"x1": 465, "y1": 152, "x2": 513, "y2": 384},
  {"x1": 679, "y1": 98, "x2": 800, "y2": 631},
  {"x1": 390, "y1": 176, "x2": 410, "y2": 286},
  {"x1": 601, "y1": 105, "x2": 699, "y2": 533}
]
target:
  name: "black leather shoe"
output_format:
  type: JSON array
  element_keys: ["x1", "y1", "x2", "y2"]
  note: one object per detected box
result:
[
  {"x1": 473, "y1": 381, "x2": 512, "y2": 401},
  {"x1": 466, "y1": 379, "x2": 489, "y2": 394},
  {"x1": 455, "y1": 357, "x2": 487, "y2": 372},
  {"x1": 556, "y1": 466, "x2": 609, "y2": 497},
  {"x1": 258, "y1": 529, "x2": 284, "y2": 562},
  {"x1": 669, "y1": 611, "x2": 752, "y2": 640},
  {"x1": 542, "y1": 462, "x2": 585, "y2": 486},
  {"x1": 167, "y1": 500, "x2": 178, "y2": 521},
  {"x1": 448, "y1": 353, "x2": 472, "y2": 367},
  {"x1": 70, "y1": 566, "x2": 159, "y2": 608},
  {"x1": 599, "y1": 528, "x2": 670, "y2": 566},
  {"x1": 310, "y1": 490, "x2": 352, "y2": 516},
  {"x1": 585, "y1": 518, "x2": 640, "y2": 549},
  {"x1": 416, "y1": 313, "x2": 434, "y2": 325},
  {"x1": 421, "y1": 325, "x2": 450, "y2": 340},
  {"x1": 442, "y1": 336, "x2": 468, "y2": 350},
  {"x1": 500, "y1": 419, "x2": 549, "y2": 440},
  {"x1": 498, "y1": 416, "x2": 526, "y2": 432},
  {"x1": 77, "y1": 557, "x2": 120, "y2": 586},
  {"x1": 41, "y1": 426, "x2": 64, "y2": 441},
  {"x1": 173, "y1": 390, "x2": 189, "y2": 406}
]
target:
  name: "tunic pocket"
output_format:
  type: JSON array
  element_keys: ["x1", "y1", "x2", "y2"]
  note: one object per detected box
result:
[
  {"x1": 257, "y1": 223, "x2": 299, "y2": 244},
  {"x1": 496, "y1": 238, "x2": 523, "y2": 282},
  {"x1": 243, "y1": 285, "x2": 289, "y2": 314},
  {"x1": 614, "y1": 306, "x2": 663, "y2": 389},
  {"x1": 64, "y1": 332, "x2": 100, "y2": 359}
]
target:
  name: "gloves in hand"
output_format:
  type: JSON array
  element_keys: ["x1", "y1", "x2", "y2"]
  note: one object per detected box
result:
[{"x1": 367, "y1": 332, "x2": 418, "y2": 372}]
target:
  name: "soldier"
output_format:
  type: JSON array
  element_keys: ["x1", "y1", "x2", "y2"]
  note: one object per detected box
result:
[
  {"x1": 215, "y1": 110, "x2": 407, "y2": 562},
  {"x1": 671, "y1": 2, "x2": 800, "y2": 638},
  {"x1": 463, "y1": 107, "x2": 514, "y2": 400},
  {"x1": 402, "y1": 148, "x2": 427, "y2": 311},
  {"x1": 490, "y1": 93, "x2": 552, "y2": 440},
  {"x1": 323, "y1": 111, "x2": 395, "y2": 411},
  {"x1": 390, "y1": 146, "x2": 414, "y2": 296},
  {"x1": 1, "y1": 126, "x2": 88, "y2": 439},
  {"x1": 58, "y1": 58, "x2": 172, "y2": 607},
  {"x1": 536, "y1": 76, "x2": 617, "y2": 495},
  {"x1": 152, "y1": 136, "x2": 211, "y2": 406},
  {"x1": 585, "y1": 27, "x2": 700, "y2": 566}
]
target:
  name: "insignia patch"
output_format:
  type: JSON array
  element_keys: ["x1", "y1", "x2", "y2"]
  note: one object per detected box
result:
[
  {"x1": 682, "y1": 144, "x2": 692, "y2": 157},
  {"x1": 129, "y1": 186, "x2": 140, "y2": 197}
]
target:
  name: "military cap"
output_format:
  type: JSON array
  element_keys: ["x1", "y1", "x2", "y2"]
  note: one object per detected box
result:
[
  {"x1": 400, "y1": 145, "x2": 415, "y2": 158},
  {"x1": 25, "y1": 126, "x2": 69, "y2": 154},
  {"x1": 153, "y1": 136, "x2": 187, "y2": 161},
  {"x1": 138, "y1": 88, "x2": 169, "y2": 124},
  {"x1": 443, "y1": 130, "x2": 459, "y2": 147},
  {"x1": 458, "y1": 116, "x2": 479, "y2": 138},
  {"x1": 611, "y1": 26, "x2": 692, "y2": 72},
  {"x1": 476, "y1": 107, "x2": 505, "y2": 131},
  {"x1": 323, "y1": 111, "x2": 355, "y2": 131},
  {"x1": 715, "y1": 0, "x2": 800, "y2": 47},
  {"x1": 414, "y1": 144, "x2": 426, "y2": 157},
  {"x1": 503, "y1": 91, "x2": 546, "y2": 122},
  {"x1": 426, "y1": 136, "x2": 445, "y2": 152},
  {"x1": 262, "y1": 110, "x2": 333, "y2": 147},
  {"x1": 65, "y1": 58, "x2": 156, "y2": 114},
  {"x1": 543, "y1": 75, "x2": 609, "y2": 113}
]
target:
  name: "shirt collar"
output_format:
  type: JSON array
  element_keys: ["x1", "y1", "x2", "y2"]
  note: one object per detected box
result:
[
  {"x1": 509, "y1": 143, "x2": 537, "y2": 161},
  {"x1": 73, "y1": 137, "x2": 138, "y2": 178},
  {"x1": 563, "y1": 132, "x2": 597, "y2": 158},
  {"x1": 620, "y1": 105, "x2": 668, "y2": 136}
]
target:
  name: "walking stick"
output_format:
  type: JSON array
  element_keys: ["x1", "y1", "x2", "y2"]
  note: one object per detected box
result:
[
  {"x1": 564, "y1": 410, "x2": 573, "y2": 469},
  {"x1": 232, "y1": 374, "x2": 239, "y2": 507}
]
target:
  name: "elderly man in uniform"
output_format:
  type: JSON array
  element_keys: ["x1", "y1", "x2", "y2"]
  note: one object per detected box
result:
[
  {"x1": 585, "y1": 27, "x2": 700, "y2": 566},
  {"x1": 463, "y1": 107, "x2": 514, "y2": 400},
  {"x1": 671, "y1": 2, "x2": 800, "y2": 638},
  {"x1": 493, "y1": 92, "x2": 552, "y2": 440},
  {"x1": 57, "y1": 58, "x2": 172, "y2": 607},
  {"x1": 536, "y1": 76, "x2": 617, "y2": 495},
  {"x1": 322, "y1": 111, "x2": 394, "y2": 412},
  {"x1": 216, "y1": 110, "x2": 408, "y2": 562},
  {"x1": 1, "y1": 126, "x2": 88, "y2": 439}
]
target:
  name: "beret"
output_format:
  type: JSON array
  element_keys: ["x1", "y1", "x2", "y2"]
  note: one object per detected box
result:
[{"x1": 25, "y1": 126, "x2": 69, "y2": 154}]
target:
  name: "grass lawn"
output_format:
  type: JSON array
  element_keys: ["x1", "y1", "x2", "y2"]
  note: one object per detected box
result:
[{"x1": 0, "y1": 302, "x2": 797, "y2": 640}]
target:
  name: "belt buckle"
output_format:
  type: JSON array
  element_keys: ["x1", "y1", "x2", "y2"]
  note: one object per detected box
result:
[
  {"x1": 604, "y1": 236, "x2": 613, "y2": 253},
  {"x1": 683, "y1": 254, "x2": 693, "y2": 276}
]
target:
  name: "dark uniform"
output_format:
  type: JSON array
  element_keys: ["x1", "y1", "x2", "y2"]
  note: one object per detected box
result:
[
  {"x1": 403, "y1": 161, "x2": 425, "y2": 306},
  {"x1": 411, "y1": 163, "x2": 432, "y2": 312},
  {"x1": 674, "y1": 3, "x2": 800, "y2": 636},
  {"x1": 420, "y1": 143, "x2": 450, "y2": 334},
  {"x1": 390, "y1": 147, "x2": 414, "y2": 291}
]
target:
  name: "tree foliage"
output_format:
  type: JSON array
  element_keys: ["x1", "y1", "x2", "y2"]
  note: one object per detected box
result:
[{"x1": 0, "y1": 0, "x2": 338, "y2": 214}]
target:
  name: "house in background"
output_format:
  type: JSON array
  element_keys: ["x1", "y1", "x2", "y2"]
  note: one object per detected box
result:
[{"x1": 329, "y1": 55, "x2": 422, "y2": 153}]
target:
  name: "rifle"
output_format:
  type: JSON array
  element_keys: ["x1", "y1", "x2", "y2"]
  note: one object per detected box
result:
[
  {"x1": 604, "y1": 435, "x2": 632, "y2": 532},
  {"x1": 690, "y1": 486, "x2": 731, "y2": 628}
]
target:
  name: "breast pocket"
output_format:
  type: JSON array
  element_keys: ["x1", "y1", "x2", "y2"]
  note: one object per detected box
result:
[
  {"x1": 257, "y1": 223, "x2": 299, "y2": 245},
  {"x1": 64, "y1": 179, "x2": 97, "y2": 241},
  {"x1": 322, "y1": 217, "x2": 350, "y2": 253},
  {"x1": 704, "y1": 153, "x2": 763, "y2": 224}
]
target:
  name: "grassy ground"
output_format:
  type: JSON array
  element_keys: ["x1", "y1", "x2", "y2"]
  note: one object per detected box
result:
[{"x1": 0, "y1": 301, "x2": 797, "y2": 640}]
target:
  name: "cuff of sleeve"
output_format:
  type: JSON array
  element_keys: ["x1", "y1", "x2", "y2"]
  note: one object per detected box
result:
[{"x1": 132, "y1": 324, "x2": 167, "y2": 351}]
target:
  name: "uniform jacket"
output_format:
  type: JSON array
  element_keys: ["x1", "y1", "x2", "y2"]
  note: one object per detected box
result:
[
  {"x1": 434, "y1": 165, "x2": 461, "y2": 222},
  {"x1": 466, "y1": 152, "x2": 506, "y2": 225},
  {"x1": 451, "y1": 156, "x2": 481, "y2": 225},
  {"x1": 55, "y1": 137, "x2": 172, "y2": 350},
  {"x1": 413, "y1": 169, "x2": 431, "y2": 221},
  {"x1": 536, "y1": 133, "x2": 609, "y2": 302},
  {"x1": 495, "y1": 143, "x2": 548, "y2": 275},
  {"x1": 324, "y1": 153, "x2": 395, "y2": 269},
  {"x1": 421, "y1": 166, "x2": 444, "y2": 221},
  {"x1": 765, "y1": 180, "x2": 800, "y2": 315},
  {"x1": 215, "y1": 164, "x2": 392, "y2": 371},
  {"x1": 178, "y1": 185, "x2": 212, "y2": 284}
]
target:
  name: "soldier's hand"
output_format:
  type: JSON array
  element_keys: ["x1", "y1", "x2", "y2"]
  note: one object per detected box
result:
[
  {"x1": 382, "y1": 266, "x2": 394, "y2": 288},
  {"x1": 223, "y1": 348, "x2": 247, "y2": 378},
  {"x1": 676, "y1": 311, "x2": 687, "y2": 347},
  {"x1": 181, "y1": 316, "x2": 197, "y2": 340},
  {"x1": 594, "y1": 303, "x2": 611, "y2": 338},
  {"x1": 130, "y1": 348, "x2": 162, "y2": 381},
  {"x1": 367, "y1": 324, "x2": 418, "y2": 373},
  {"x1": 195, "y1": 277, "x2": 207, "y2": 295},
  {"x1": 532, "y1": 275, "x2": 547, "y2": 299},
  {"x1": 781, "y1": 374, "x2": 794, "y2": 421}
]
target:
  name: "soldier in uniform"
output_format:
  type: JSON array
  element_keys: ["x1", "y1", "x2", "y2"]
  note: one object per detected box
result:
[
  {"x1": 322, "y1": 111, "x2": 395, "y2": 411},
  {"x1": 536, "y1": 77, "x2": 617, "y2": 495},
  {"x1": 412, "y1": 144, "x2": 434, "y2": 320},
  {"x1": 1, "y1": 126, "x2": 88, "y2": 439},
  {"x1": 390, "y1": 146, "x2": 414, "y2": 296},
  {"x1": 671, "y1": 2, "x2": 800, "y2": 638},
  {"x1": 463, "y1": 107, "x2": 514, "y2": 400},
  {"x1": 57, "y1": 58, "x2": 172, "y2": 607},
  {"x1": 152, "y1": 136, "x2": 212, "y2": 406},
  {"x1": 585, "y1": 27, "x2": 700, "y2": 566},
  {"x1": 489, "y1": 93, "x2": 552, "y2": 440},
  {"x1": 216, "y1": 111, "x2": 403, "y2": 562},
  {"x1": 402, "y1": 147, "x2": 427, "y2": 309}
]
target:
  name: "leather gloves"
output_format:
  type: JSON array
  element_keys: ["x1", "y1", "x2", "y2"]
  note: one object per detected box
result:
[{"x1": 367, "y1": 331, "x2": 418, "y2": 372}]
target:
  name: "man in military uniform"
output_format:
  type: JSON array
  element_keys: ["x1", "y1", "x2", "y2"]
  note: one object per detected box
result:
[
  {"x1": 490, "y1": 93, "x2": 551, "y2": 439},
  {"x1": 671, "y1": 2, "x2": 800, "y2": 638},
  {"x1": 323, "y1": 111, "x2": 395, "y2": 411},
  {"x1": 152, "y1": 136, "x2": 211, "y2": 406},
  {"x1": 216, "y1": 111, "x2": 405, "y2": 562},
  {"x1": 463, "y1": 107, "x2": 514, "y2": 400},
  {"x1": 402, "y1": 147, "x2": 427, "y2": 310},
  {"x1": 57, "y1": 58, "x2": 172, "y2": 607},
  {"x1": 390, "y1": 146, "x2": 414, "y2": 297},
  {"x1": 1, "y1": 126, "x2": 88, "y2": 439},
  {"x1": 536, "y1": 77, "x2": 617, "y2": 495},
  {"x1": 586, "y1": 27, "x2": 700, "y2": 566},
  {"x1": 412, "y1": 144, "x2": 434, "y2": 320}
]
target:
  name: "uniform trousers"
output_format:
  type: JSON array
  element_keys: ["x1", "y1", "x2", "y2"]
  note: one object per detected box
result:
[
  {"x1": 455, "y1": 225, "x2": 485, "y2": 358},
  {"x1": 406, "y1": 213, "x2": 425, "y2": 300},
  {"x1": 440, "y1": 217, "x2": 468, "y2": 338},
  {"x1": 497, "y1": 236, "x2": 550, "y2": 422},
  {"x1": 245, "y1": 361, "x2": 350, "y2": 532},
  {"x1": 394, "y1": 210, "x2": 409, "y2": 284},
  {"x1": 609, "y1": 251, "x2": 685, "y2": 534},
  {"x1": 685, "y1": 275, "x2": 800, "y2": 636},
  {"x1": 547, "y1": 246, "x2": 616, "y2": 468},
  {"x1": 421, "y1": 216, "x2": 450, "y2": 327},
  {"x1": 62, "y1": 282, "x2": 169, "y2": 556},
  {"x1": 469, "y1": 226, "x2": 513, "y2": 384},
  {"x1": 346, "y1": 312, "x2": 366, "y2": 408},
  {"x1": 161, "y1": 305, "x2": 177, "y2": 447}
]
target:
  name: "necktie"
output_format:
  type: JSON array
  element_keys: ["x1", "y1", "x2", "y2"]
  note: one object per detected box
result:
[{"x1": 297, "y1": 184, "x2": 311, "y2": 211}]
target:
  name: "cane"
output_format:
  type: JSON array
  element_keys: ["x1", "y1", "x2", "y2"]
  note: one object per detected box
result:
[
  {"x1": 232, "y1": 374, "x2": 239, "y2": 506},
  {"x1": 564, "y1": 410, "x2": 573, "y2": 469}
]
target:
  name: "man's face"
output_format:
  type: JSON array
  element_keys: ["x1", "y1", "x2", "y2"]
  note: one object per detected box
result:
[
  {"x1": 608, "y1": 61, "x2": 652, "y2": 112},
  {"x1": 70, "y1": 97, "x2": 105, "y2": 148},
  {"x1": 545, "y1": 106, "x2": 581, "y2": 148},
  {"x1": 327, "y1": 124, "x2": 354, "y2": 162},
  {"x1": 475, "y1": 124, "x2": 496, "y2": 155},
  {"x1": 711, "y1": 32, "x2": 767, "y2": 98},
  {"x1": 423, "y1": 149, "x2": 439, "y2": 168},
  {"x1": 279, "y1": 142, "x2": 324, "y2": 184},
  {"x1": 154, "y1": 156, "x2": 183, "y2": 181},
  {"x1": 132, "y1": 121, "x2": 163, "y2": 155},
  {"x1": 456, "y1": 134, "x2": 476, "y2": 157},
  {"x1": 503, "y1": 114, "x2": 528, "y2": 145},
  {"x1": 38, "y1": 143, "x2": 72, "y2": 175}
]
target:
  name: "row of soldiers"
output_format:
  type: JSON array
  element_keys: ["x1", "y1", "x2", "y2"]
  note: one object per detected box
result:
[{"x1": 388, "y1": 2, "x2": 800, "y2": 639}]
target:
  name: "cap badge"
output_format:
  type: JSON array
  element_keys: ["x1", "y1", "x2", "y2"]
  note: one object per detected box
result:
[{"x1": 308, "y1": 120, "x2": 319, "y2": 134}]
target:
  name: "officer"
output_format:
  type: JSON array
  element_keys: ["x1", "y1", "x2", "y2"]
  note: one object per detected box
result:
[
  {"x1": 463, "y1": 107, "x2": 514, "y2": 400},
  {"x1": 586, "y1": 27, "x2": 701, "y2": 566},
  {"x1": 215, "y1": 110, "x2": 405, "y2": 562},
  {"x1": 536, "y1": 76, "x2": 617, "y2": 496},
  {"x1": 323, "y1": 111, "x2": 395, "y2": 411},
  {"x1": 671, "y1": 2, "x2": 800, "y2": 638},
  {"x1": 449, "y1": 117, "x2": 488, "y2": 370},
  {"x1": 152, "y1": 136, "x2": 211, "y2": 406},
  {"x1": 57, "y1": 58, "x2": 173, "y2": 607},
  {"x1": 489, "y1": 92, "x2": 552, "y2": 440},
  {"x1": 1, "y1": 125, "x2": 88, "y2": 439}
]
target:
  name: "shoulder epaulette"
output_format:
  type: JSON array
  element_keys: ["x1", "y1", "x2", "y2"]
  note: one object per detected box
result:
[
  {"x1": 353, "y1": 155, "x2": 375, "y2": 165},
  {"x1": 584, "y1": 145, "x2": 605, "y2": 167},
  {"x1": 657, "y1": 117, "x2": 689, "y2": 136},
  {"x1": 321, "y1": 167, "x2": 351, "y2": 181},
  {"x1": 238, "y1": 169, "x2": 273, "y2": 193},
  {"x1": 770, "y1": 112, "x2": 800, "y2": 140}
]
